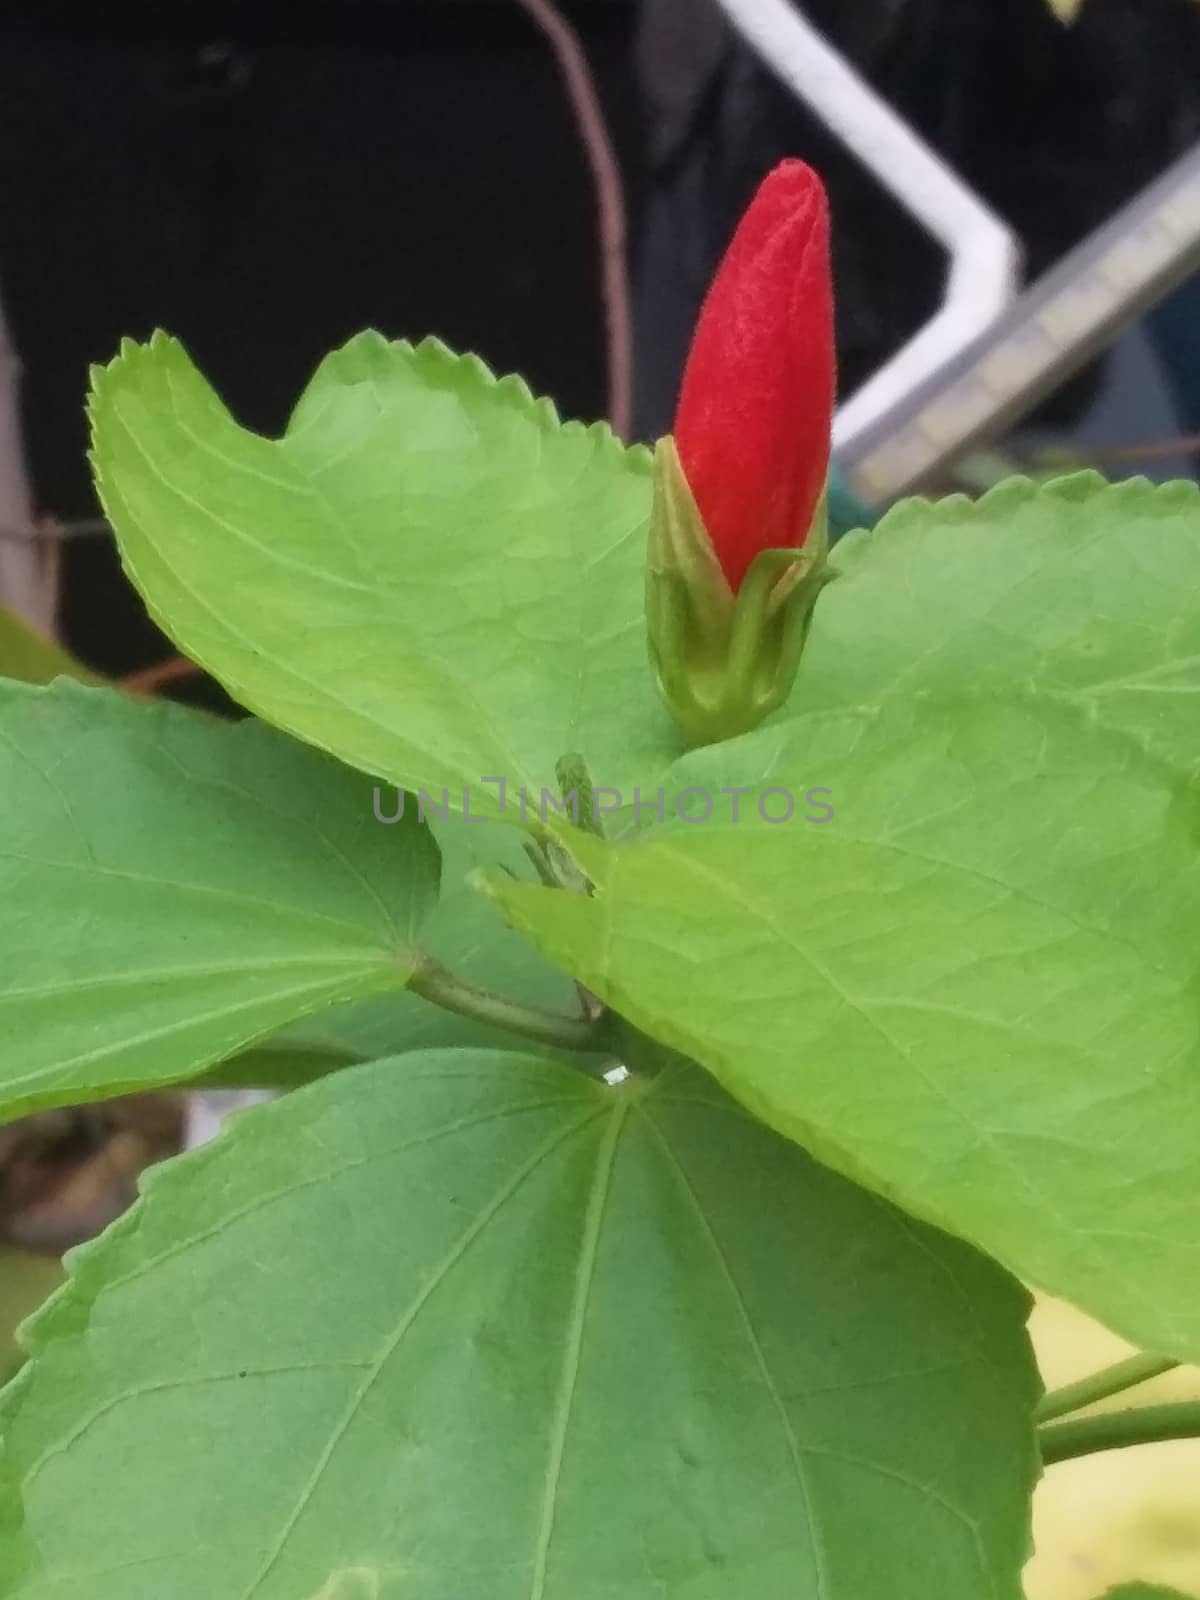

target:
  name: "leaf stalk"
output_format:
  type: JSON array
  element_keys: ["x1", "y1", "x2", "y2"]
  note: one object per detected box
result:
[
  {"x1": 1039, "y1": 1400, "x2": 1200, "y2": 1466},
  {"x1": 1036, "y1": 1352, "x2": 1180, "y2": 1423},
  {"x1": 409, "y1": 957, "x2": 607, "y2": 1055}
]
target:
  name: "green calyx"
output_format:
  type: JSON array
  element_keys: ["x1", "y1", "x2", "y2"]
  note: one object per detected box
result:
[{"x1": 645, "y1": 435, "x2": 830, "y2": 746}]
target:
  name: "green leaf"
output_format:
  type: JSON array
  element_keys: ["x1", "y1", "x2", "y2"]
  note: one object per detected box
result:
[
  {"x1": 0, "y1": 680, "x2": 439, "y2": 1121},
  {"x1": 192, "y1": 1036, "x2": 359, "y2": 1092},
  {"x1": 90, "y1": 331, "x2": 675, "y2": 819},
  {"x1": 1099, "y1": 1588, "x2": 1196, "y2": 1599},
  {"x1": 0, "y1": 605, "x2": 102, "y2": 687},
  {"x1": 797, "y1": 473, "x2": 1200, "y2": 774},
  {"x1": 486, "y1": 690, "x2": 1200, "y2": 1363},
  {"x1": 0, "y1": 1051, "x2": 1039, "y2": 1599}
]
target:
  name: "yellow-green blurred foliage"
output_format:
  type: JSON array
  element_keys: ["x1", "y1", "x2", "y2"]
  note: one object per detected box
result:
[
  {"x1": 1029, "y1": 1298, "x2": 1200, "y2": 1599},
  {"x1": 0, "y1": 1247, "x2": 61, "y2": 1385}
]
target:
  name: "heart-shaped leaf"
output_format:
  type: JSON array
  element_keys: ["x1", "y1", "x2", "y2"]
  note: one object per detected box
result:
[
  {"x1": 488, "y1": 690, "x2": 1200, "y2": 1362},
  {"x1": 0, "y1": 1050, "x2": 1038, "y2": 1599},
  {"x1": 90, "y1": 332, "x2": 675, "y2": 819}
]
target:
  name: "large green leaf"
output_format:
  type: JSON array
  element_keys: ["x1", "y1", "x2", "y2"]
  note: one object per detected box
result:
[
  {"x1": 798, "y1": 473, "x2": 1200, "y2": 773},
  {"x1": 90, "y1": 331, "x2": 675, "y2": 819},
  {"x1": 0, "y1": 606, "x2": 102, "y2": 688},
  {"x1": 487, "y1": 690, "x2": 1200, "y2": 1363},
  {"x1": 0, "y1": 681, "x2": 438, "y2": 1121},
  {"x1": 0, "y1": 1050, "x2": 1038, "y2": 1599}
]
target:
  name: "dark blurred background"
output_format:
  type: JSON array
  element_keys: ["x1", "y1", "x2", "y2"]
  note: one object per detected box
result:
[{"x1": 2, "y1": 0, "x2": 1199, "y2": 703}]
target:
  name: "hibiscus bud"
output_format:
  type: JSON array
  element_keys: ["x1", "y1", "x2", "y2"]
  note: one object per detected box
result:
[{"x1": 646, "y1": 160, "x2": 836, "y2": 746}]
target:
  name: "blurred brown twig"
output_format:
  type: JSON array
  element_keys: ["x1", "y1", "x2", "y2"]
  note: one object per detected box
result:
[
  {"x1": 512, "y1": 0, "x2": 634, "y2": 439},
  {"x1": 118, "y1": 655, "x2": 201, "y2": 696}
]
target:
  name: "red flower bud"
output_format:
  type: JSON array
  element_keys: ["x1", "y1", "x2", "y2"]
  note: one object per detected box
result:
[{"x1": 673, "y1": 160, "x2": 835, "y2": 593}]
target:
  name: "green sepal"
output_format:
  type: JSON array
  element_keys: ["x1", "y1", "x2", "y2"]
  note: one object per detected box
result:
[{"x1": 646, "y1": 435, "x2": 830, "y2": 745}]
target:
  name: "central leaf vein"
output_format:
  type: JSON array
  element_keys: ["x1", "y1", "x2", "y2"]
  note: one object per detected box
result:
[
  {"x1": 529, "y1": 1096, "x2": 629, "y2": 1599},
  {"x1": 235, "y1": 1105, "x2": 607, "y2": 1600}
]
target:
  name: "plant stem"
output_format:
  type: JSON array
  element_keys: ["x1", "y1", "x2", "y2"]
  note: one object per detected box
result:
[
  {"x1": 522, "y1": 839, "x2": 561, "y2": 889},
  {"x1": 1036, "y1": 1353, "x2": 1180, "y2": 1423},
  {"x1": 512, "y1": 0, "x2": 632, "y2": 439},
  {"x1": 409, "y1": 958, "x2": 605, "y2": 1054},
  {"x1": 1039, "y1": 1401, "x2": 1200, "y2": 1466}
]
